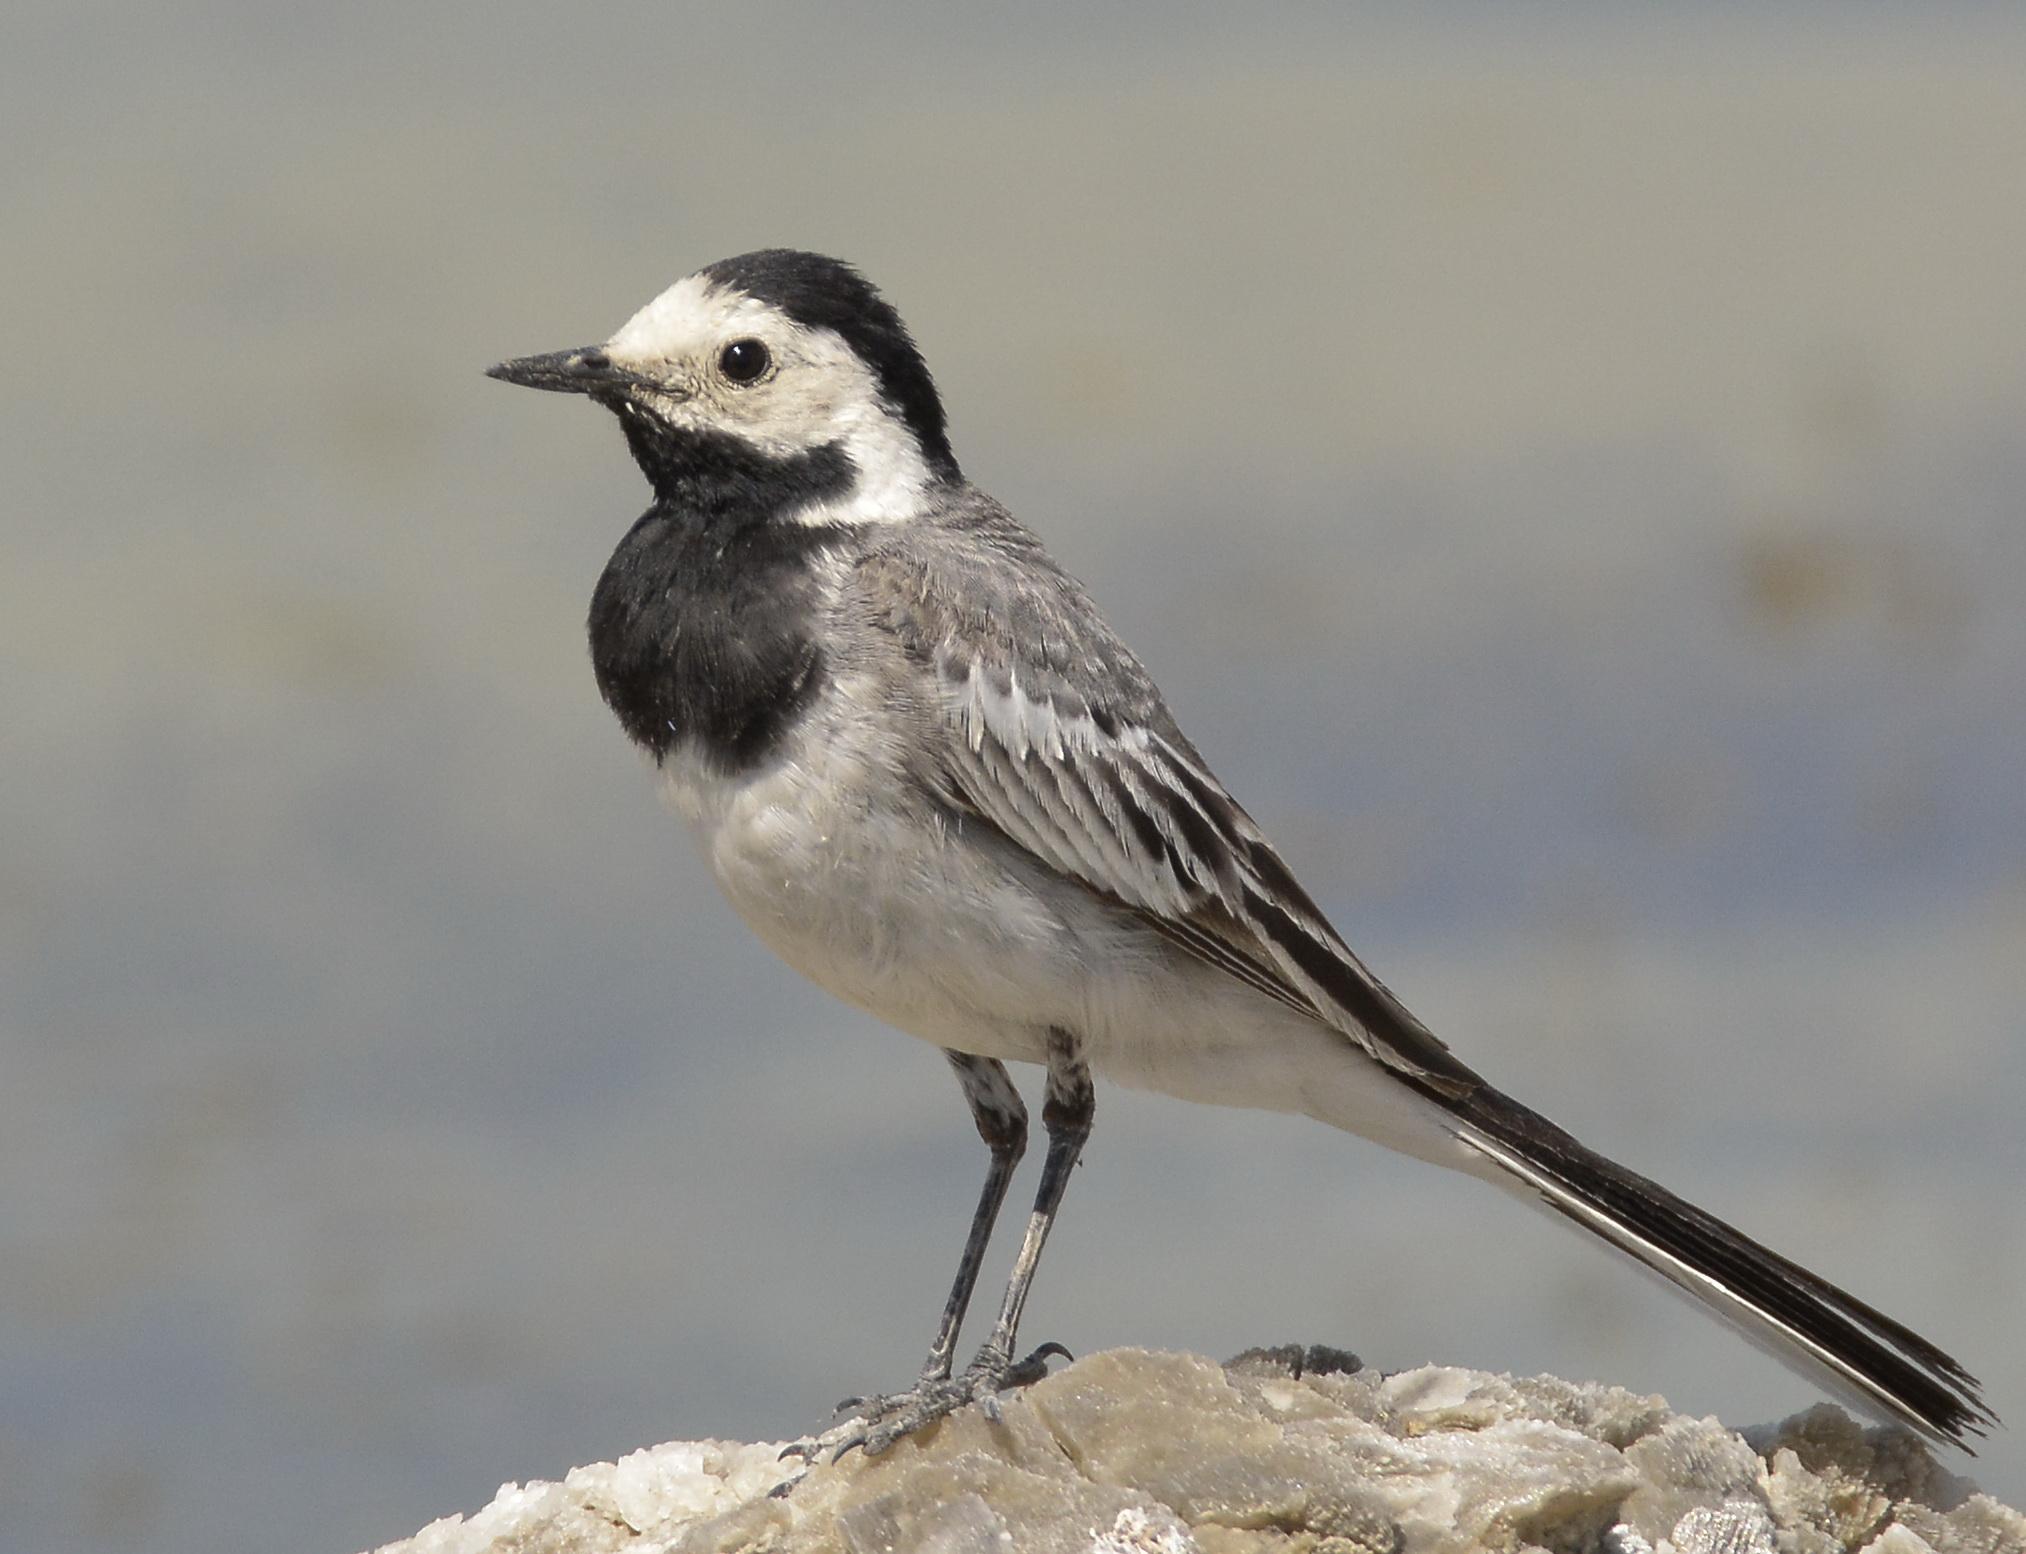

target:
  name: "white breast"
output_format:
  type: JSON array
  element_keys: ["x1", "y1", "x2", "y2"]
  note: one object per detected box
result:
[{"x1": 656, "y1": 685, "x2": 1067, "y2": 1067}]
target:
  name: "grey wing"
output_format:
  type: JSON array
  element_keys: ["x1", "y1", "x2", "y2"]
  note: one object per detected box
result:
[{"x1": 853, "y1": 505, "x2": 1480, "y2": 1094}]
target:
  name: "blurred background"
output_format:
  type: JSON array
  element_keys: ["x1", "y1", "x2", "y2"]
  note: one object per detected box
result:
[{"x1": 4, "y1": 4, "x2": 2023, "y2": 1550}]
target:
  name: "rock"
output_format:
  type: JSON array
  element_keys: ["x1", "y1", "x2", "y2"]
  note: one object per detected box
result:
[{"x1": 369, "y1": 1348, "x2": 2023, "y2": 1554}]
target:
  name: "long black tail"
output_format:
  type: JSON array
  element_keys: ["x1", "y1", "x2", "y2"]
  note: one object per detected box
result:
[{"x1": 1436, "y1": 1081, "x2": 1995, "y2": 1450}]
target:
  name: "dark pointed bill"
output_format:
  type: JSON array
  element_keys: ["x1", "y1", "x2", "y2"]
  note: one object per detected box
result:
[{"x1": 485, "y1": 347, "x2": 637, "y2": 395}]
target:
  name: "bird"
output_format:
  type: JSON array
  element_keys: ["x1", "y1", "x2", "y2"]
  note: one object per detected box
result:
[{"x1": 486, "y1": 248, "x2": 1994, "y2": 1459}]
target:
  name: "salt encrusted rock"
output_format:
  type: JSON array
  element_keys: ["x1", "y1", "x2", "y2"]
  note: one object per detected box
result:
[{"x1": 370, "y1": 1348, "x2": 2024, "y2": 1554}]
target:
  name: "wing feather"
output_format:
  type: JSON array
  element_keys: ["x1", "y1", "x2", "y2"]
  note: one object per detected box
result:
[{"x1": 851, "y1": 508, "x2": 1475, "y2": 1088}]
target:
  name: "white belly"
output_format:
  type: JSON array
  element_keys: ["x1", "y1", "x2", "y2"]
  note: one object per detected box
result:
[
  {"x1": 655, "y1": 711, "x2": 1475, "y2": 1171},
  {"x1": 658, "y1": 724, "x2": 1067, "y2": 1067}
]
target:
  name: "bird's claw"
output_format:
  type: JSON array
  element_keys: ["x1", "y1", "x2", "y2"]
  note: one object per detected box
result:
[
  {"x1": 803, "y1": 1340, "x2": 1073, "y2": 1458},
  {"x1": 1005, "y1": 1340, "x2": 1072, "y2": 1387},
  {"x1": 769, "y1": 1414, "x2": 873, "y2": 1495},
  {"x1": 771, "y1": 1343, "x2": 1074, "y2": 1494}
]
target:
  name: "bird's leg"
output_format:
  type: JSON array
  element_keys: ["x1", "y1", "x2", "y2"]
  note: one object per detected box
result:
[
  {"x1": 964, "y1": 1027, "x2": 1091, "y2": 1395},
  {"x1": 777, "y1": 1050, "x2": 1027, "y2": 1471},
  {"x1": 915, "y1": 1052, "x2": 1028, "y2": 1383},
  {"x1": 811, "y1": 1029, "x2": 1090, "y2": 1461}
]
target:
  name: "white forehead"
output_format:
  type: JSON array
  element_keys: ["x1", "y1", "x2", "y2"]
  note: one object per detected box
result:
[{"x1": 607, "y1": 273, "x2": 801, "y2": 363}]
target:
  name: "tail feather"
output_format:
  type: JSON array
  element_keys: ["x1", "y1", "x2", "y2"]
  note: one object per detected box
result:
[{"x1": 1439, "y1": 1083, "x2": 1995, "y2": 1450}]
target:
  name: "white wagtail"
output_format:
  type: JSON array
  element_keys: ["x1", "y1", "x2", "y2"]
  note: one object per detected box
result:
[{"x1": 487, "y1": 249, "x2": 1994, "y2": 1458}]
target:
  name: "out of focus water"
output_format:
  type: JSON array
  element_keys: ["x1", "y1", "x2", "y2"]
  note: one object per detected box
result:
[{"x1": 4, "y1": 7, "x2": 2023, "y2": 1551}]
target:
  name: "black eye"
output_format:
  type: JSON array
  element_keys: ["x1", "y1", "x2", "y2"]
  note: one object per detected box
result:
[{"x1": 718, "y1": 338, "x2": 771, "y2": 384}]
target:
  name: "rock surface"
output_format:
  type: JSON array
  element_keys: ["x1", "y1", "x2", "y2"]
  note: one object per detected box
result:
[{"x1": 372, "y1": 1348, "x2": 2022, "y2": 1554}]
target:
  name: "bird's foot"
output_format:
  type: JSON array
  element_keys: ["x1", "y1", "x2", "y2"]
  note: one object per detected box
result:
[
  {"x1": 836, "y1": 1340, "x2": 1072, "y2": 1457},
  {"x1": 774, "y1": 1340, "x2": 1071, "y2": 1477}
]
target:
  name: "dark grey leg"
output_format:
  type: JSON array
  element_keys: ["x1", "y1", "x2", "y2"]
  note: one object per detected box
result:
[
  {"x1": 815, "y1": 1028, "x2": 1090, "y2": 1459},
  {"x1": 777, "y1": 1048, "x2": 1045, "y2": 1474},
  {"x1": 918, "y1": 1051, "x2": 1027, "y2": 1382},
  {"x1": 968, "y1": 1027, "x2": 1092, "y2": 1379}
]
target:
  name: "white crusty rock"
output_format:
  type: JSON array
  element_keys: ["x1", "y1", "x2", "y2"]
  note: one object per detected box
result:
[{"x1": 372, "y1": 1348, "x2": 2023, "y2": 1554}]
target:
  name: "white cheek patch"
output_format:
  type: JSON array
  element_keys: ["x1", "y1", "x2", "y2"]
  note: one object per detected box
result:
[
  {"x1": 603, "y1": 270, "x2": 937, "y2": 528},
  {"x1": 768, "y1": 334, "x2": 935, "y2": 526}
]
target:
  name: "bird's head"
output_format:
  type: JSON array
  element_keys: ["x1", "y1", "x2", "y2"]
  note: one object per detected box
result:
[{"x1": 487, "y1": 249, "x2": 958, "y2": 523}]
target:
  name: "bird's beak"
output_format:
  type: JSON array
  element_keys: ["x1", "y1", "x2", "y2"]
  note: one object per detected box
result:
[{"x1": 485, "y1": 347, "x2": 645, "y2": 396}]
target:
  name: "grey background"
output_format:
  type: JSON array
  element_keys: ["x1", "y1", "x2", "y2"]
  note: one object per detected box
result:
[{"x1": 4, "y1": 5, "x2": 2022, "y2": 1551}]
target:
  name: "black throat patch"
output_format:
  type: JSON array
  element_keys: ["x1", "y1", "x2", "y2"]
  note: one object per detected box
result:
[{"x1": 588, "y1": 419, "x2": 852, "y2": 770}]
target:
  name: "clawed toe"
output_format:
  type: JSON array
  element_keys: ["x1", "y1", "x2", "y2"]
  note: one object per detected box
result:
[
  {"x1": 802, "y1": 1340, "x2": 1073, "y2": 1459},
  {"x1": 770, "y1": 1340, "x2": 1075, "y2": 1493},
  {"x1": 1004, "y1": 1340, "x2": 1072, "y2": 1388},
  {"x1": 776, "y1": 1434, "x2": 830, "y2": 1466},
  {"x1": 836, "y1": 1379, "x2": 968, "y2": 1457},
  {"x1": 768, "y1": 1416, "x2": 872, "y2": 1494}
]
